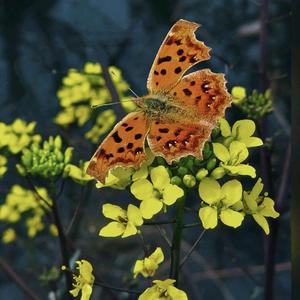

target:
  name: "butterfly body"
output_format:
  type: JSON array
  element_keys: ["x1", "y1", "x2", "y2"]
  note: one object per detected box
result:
[{"x1": 87, "y1": 19, "x2": 232, "y2": 183}]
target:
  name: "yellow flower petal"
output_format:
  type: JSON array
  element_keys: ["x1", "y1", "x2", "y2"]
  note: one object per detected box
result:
[
  {"x1": 167, "y1": 285, "x2": 188, "y2": 300},
  {"x1": 149, "y1": 247, "x2": 164, "y2": 264},
  {"x1": 253, "y1": 214, "x2": 270, "y2": 234},
  {"x1": 220, "y1": 209, "x2": 244, "y2": 228},
  {"x1": 122, "y1": 222, "x2": 138, "y2": 238},
  {"x1": 150, "y1": 166, "x2": 170, "y2": 191},
  {"x1": 219, "y1": 118, "x2": 232, "y2": 137},
  {"x1": 260, "y1": 197, "x2": 280, "y2": 218},
  {"x1": 240, "y1": 137, "x2": 263, "y2": 148},
  {"x1": 198, "y1": 178, "x2": 221, "y2": 204},
  {"x1": 232, "y1": 120, "x2": 256, "y2": 139},
  {"x1": 102, "y1": 204, "x2": 126, "y2": 221},
  {"x1": 162, "y1": 184, "x2": 184, "y2": 205},
  {"x1": 140, "y1": 198, "x2": 163, "y2": 219},
  {"x1": 131, "y1": 179, "x2": 153, "y2": 200},
  {"x1": 99, "y1": 221, "x2": 125, "y2": 237},
  {"x1": 229, "y1": 141, "x2": 249, "y2": 163},
  {"x1": 221, "y1": 180, "x2": 242, "y2": 206},
  {"x1": 213, "y1": 143, "x2": 230, "y2": 162},
  {"x1": 127, "y1": 204, "x2": 143, "y2": 226},
  {"x1": 199, "y1": 206, "x2": 218, "y2": 229}
]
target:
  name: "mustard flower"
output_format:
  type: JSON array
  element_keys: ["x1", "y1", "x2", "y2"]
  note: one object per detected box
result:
[
  {"x1": 64, "y1": 161, "x2": 93, "y2": 185},
  {"x1": 219, "y1": 118, "x2": 263, "y2": 148},
  {"x1": 0, "y1": 119, "x2": 41, "y2": 154},
  {"x1": 70, "y1": 260, "x2": 95, "y2": 300},
  {"x1": 133, "y1": 247, "x2": 164, "y2": 278},
  {"x1": 96, "y1": 167, "x2": 135, "y2": 190},
  {"x1": 130, "y1": 166, "x2": 184, "y2": 219},
  {"x1": 99, "y1": 204, "x2": 143, "y2": 238},
  {"x1": 243, "y1": 178, "x2": 279, "y2": 234},
  {"x1": 0, "y1": 155, "x2": 7, "y2": 178},
  {"x1": 212, "y1": 141, "x2": 256, "y2": 178},
  {"x1": 198, "y1": 178, "x2": 244, "y2": 229},
  {"x1": 2, "y1": 228, "x2": 16, "y2": 244},
  {"x1": 138, "y1": 279, "x2": 188, "y2": 300}
]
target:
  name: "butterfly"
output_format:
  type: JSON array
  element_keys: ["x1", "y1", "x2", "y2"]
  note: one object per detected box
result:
[{"x1": 87, "y1": 19, "x2": 232, "y2": 183}]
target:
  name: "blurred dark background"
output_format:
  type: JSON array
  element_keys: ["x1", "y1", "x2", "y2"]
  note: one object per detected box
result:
[{"x1": 0, "y1": 0, "x2": 290, "y2": 299}]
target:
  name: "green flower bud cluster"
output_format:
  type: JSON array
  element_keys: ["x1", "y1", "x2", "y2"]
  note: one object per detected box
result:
[
  {"x1": 232, "y1": 87, "x2": 273, "y2": 120},
  {"x1": 18, "y1": 136, "x2": 73, "y2": 179}
]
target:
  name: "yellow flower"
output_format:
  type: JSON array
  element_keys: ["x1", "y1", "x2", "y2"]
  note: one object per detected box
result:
[
  {"x1": 70, "y1": 260, "x2": 95, "y2": 300},
  {"x1": 133, "y1": 247, "x2": 164, "y2": 278},
  {"x1": 138, "y1": 279, "x2": 188, "y2": 300},
  {"x1": 219, "y1": 118, "x2": 263, "y2": 148},
  {"x1": 131, "y1": 166, "x2": 184, "y2": 219},
  {"x1": 198, "y1": 178, "x2": 244, "y2": 229},
  {"x1": 212, "y1": 141, "x2": 256, "y2": 178},
  {"x1": 64, "y1": 161, "x2": 93, "y2": 185},
  {"x1": 99, "y1": 204, "x2": 143, "y2": 238},
  {"x1": 243, "y1": 178, "x2": 279, "y2": 234},
  {"x1": 0, "y1": 155, "x2": 7, "y2": 178},
  {"x1": 2, "y1": 228, "x2": 16, "y2": 244}
]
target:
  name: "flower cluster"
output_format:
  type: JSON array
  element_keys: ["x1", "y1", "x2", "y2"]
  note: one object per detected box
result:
[
  {"x1": 231, "y1": 86, "x2": 273, "y2": 120},
  {"x1": 54, "y1": 62, "x2": 136, "y2": 144},
  {"x1": 97, "y1": 118, "x2": 278, "y2": 237},
  {"x1": 0, "y1": 119, "x2": 41, "y2": 154},
  {"x1": 0, "y1": 185, "x2": 55, "y2": 239},
  {"x1": 17, "y1": 136, "x2": 73, "y2": 178}
]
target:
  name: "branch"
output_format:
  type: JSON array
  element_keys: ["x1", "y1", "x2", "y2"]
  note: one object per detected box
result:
[
  {"x1": 94, "y1": 280, "x2": 141, "y2": 294},
  {"x1": 0, "y1": 258, "x2": 41, "y2": 300}
]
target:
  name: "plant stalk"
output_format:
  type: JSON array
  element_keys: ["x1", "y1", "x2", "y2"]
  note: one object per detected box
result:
[{"x1": 170, "y1": 196, "x2": 186, "y2": 285}]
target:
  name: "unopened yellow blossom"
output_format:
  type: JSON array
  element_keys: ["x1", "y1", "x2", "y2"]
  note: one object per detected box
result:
[
  {"x1": 231, "y1": 86, "x2": 246, "y2": 103},
  {"x1": 133, "y1": 247, "x2": 164, "y2": 278},
  {"x1": 69, "y1": 260, "x2": 95, "y2": 300},
  {"x1": 138, "y1": 279, "x2": 188, "y2": 300},
  {"x1": 99, "y1": 204, "x2": 143, "y2": 238},
  {"x1": 64, "y1": 161, "x2": 93, "y2": 185}
]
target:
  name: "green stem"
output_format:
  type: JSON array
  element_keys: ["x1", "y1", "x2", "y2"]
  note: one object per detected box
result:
[{"x1": 169, "y1": 196, "x2": 186, "y2": 285}]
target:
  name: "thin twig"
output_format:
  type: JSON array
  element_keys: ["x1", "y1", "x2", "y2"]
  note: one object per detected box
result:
[
  {"x1": 155, "y1": 225, "x2": 172, "y2": 247},
  {"x1": 143, "y1": 220, "x2": 176, "y2": 225},
  {"x1": 183, "y1": 222, "x2": 201, "y2": 228},
  {"x1": 138, "y1": 231, "x2": 149, "y2": 257},
  {"x1": 0, "y1": 258, "x2": 41, "y2": 300},
  {"x1": 94, "y1": 280, "x2": 142, "y2": 294},
  {"x1": 179, "y1": 230, "x2": 206, "y2": 269},
  {"x1": 66, "y1": 185, "x2": 86, "y2": 235}
]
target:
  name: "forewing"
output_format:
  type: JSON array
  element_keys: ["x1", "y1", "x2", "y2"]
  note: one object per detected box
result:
[
  {"x1": 147, "y1": 19, "x2": 210, "y2": 93},
  {"x1": 147, "y1": 121, "x2": 212, "y2": 164},
  {"x1": 87, "y1": 112, "x2": 150, "y2": 183},
  {"x1": 170, "y1": 69, "x2": 232, "y2": 125}
]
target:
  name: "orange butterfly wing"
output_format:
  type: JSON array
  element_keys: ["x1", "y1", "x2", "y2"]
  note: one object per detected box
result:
[
  {"x1": 147, "y1": 121, "x2": 212, "y2": 164},
  {"x1": 86, "y1": 112, "x2": 150, "y2": 183},
  {"x1": 147, "y1": 19, "x2": 210, "y2": 93},
  {"x1": 169, "y1": 69, "x2": 232, "y2": 125}
]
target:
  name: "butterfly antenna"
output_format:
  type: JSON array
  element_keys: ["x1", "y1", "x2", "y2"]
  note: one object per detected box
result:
[
  {"x1": 109, "y1": 69, "x2": 139, "y2": 98},
  {"x1": 91, "y1": 98, "x2": 140, "y2": 110}
]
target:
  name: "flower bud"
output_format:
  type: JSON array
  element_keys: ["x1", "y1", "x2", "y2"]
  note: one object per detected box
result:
[
  {"x1": 177, "y1": 166, "x2": 189, "y2": 176},
  {"x1": 54, "y1": 136, "x2": 62, "y2": 149},
  {"x1": 206, "y1": 158, "x2": 217, "y2": 171},
  {"x1": 196, "y1": 168, "x2": 208, "y2": 181},
  {"x1": 210, "y1": 167, "x2": 226, "y2": 179},
  {"x1": 203, "y1": 142, "x2": 212, "y2": 159},
  {"x1": 170, "y1": 176, "x2": 182, "y2": 186},
  {"x1": 64, "y1": 147, "x2": 73, "y2": 163},
  {"x1": 183, "y1": 174, "x2": 196, "y2": 188}
]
